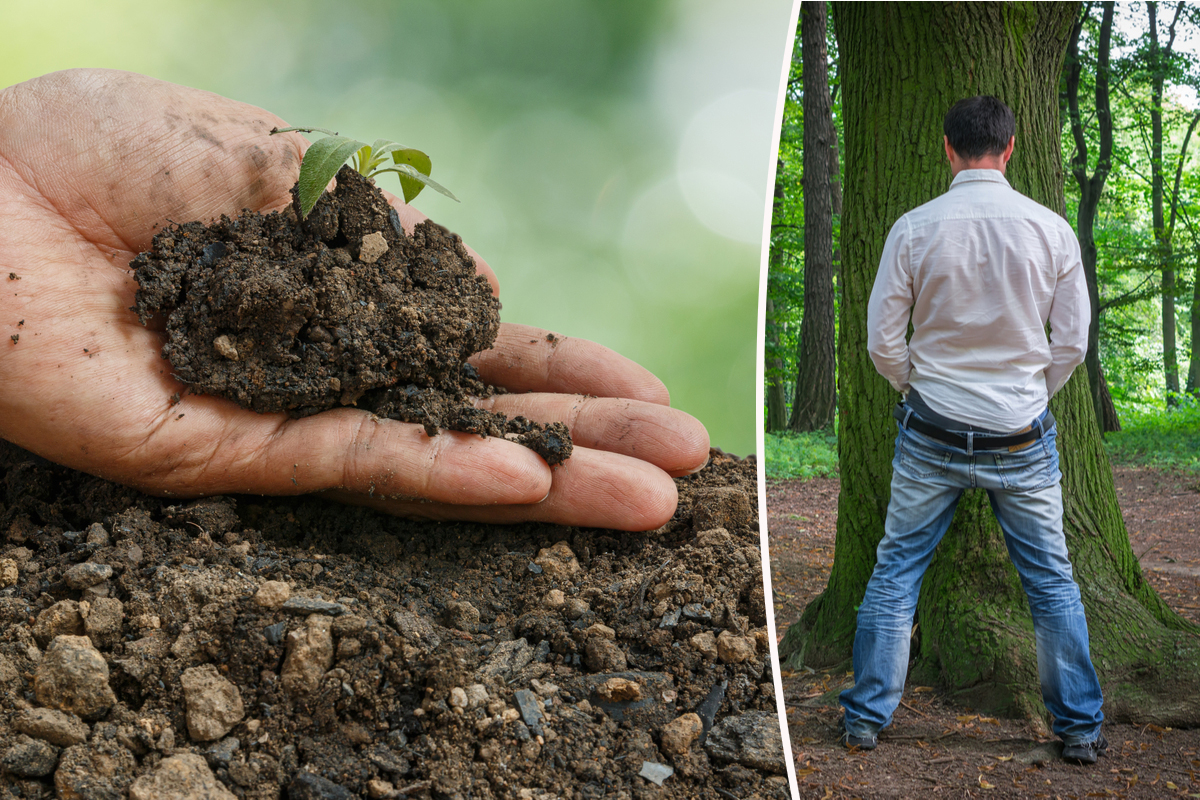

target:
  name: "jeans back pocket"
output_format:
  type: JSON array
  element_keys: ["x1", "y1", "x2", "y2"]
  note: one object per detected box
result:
[{"x1": 897, "y1": 428, "x2": 952, "y2": 478}]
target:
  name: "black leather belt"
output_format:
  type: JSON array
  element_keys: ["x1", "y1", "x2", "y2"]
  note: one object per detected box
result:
[{"x1": 893, "y1": 404, "x2": 1047, "y2": 451}]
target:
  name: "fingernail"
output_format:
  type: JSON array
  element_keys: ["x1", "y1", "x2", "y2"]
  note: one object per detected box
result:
[{"x1": 682, "y1": 456, "x2": 710, "y2": 476}]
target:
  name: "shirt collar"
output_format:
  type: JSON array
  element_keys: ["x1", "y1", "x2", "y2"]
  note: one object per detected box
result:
[{"x1": 949, "y1": 169, "x2": 1010, "y2": 189}]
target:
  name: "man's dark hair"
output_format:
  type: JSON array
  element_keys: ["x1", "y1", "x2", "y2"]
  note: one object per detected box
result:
[{"x1": 943, "y1": 96, "x2": 1015, "y2": 161}]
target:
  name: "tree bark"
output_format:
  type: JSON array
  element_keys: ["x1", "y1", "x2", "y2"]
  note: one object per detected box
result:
[
  {"x1": 780, "y1": 0, "x2": 1200, "y2": 727},
  {"x1": 1189, "y1": 258, "x2": 1200, "y2": 395},
  {"x1": 789, "y1": 1, "x2": 837, "y2": 432},
  {"x1": 1065, "y1": 2, "x2": 1121, "y2": 432}
]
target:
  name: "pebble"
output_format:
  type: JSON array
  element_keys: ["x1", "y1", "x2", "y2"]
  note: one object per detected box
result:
[
  {"x1": 63, "y1": 562, "x2": 113, "y2": 590},
  {"x1": 54, "y1": 740, "x2": 136, "y2": 799},
  {"x1": 282, "y1": 615, "x2": 334, "y2": 698},
  {"x1": 0, "y1": 558, "x2": 17, "y2": 587},
  {"x1": 716, "y1": 630, "x2": 756, "y2": 664},
  {"x1": 563, "y1": 598, "x2": 590, "y2": 620},
  {"x1": 281, "y1": 597, "x2": 347, "y2": 616},
  {"x1": 543, "y1": 589, "x2": 565, "y2": 610},
  {"x1": 253, "y1": 580, "x2": 291, "y2": 609},
  {"x1": 638, "y1": 760, "x2": 674, "y2": 786},
  {"x1": 84, "y1": 596, "x2": 124, "y2": 649},
  {"x1": 33, "y1": 600, "x2": 85, "y2": 646},
  {"x1": 449, "y1": 687, "x2": 468, "y2": 708},
  {"x1": 205, "y1": 737, "x2": 240, "y2": 768},
  {"x1": 584, "y1": 638, "x2": 627, "y2": 672},
  {"x1": 660, "y1": 713, "x2": 703, "y2": 755},
  {"x1": 514, "y1": 688, "x2": 544, "y2": 735},
  {"x1": 584, "y1": 623, "x2": 615, "y2": 640},
  {"x1": 694, "y1": 527, "x2": 734, "y2": 547},
  {"x1": 1, "y1": 735, "x2": 59, "y2": 777},
  {"x1": 690, "y1": 632, "x2": 718, "y2": 659},
  {"x1": 12, "y1": 707, "x2": 90, "y2": 747},
  {"x1": 181, "y1": 664, "x2": 245, "y2": 741},
  {"x1": 358, "y1": 231, "x2": 389, "y2": 264},
  {"x1": 441, "y1": 599, "x2": 480, "y2": 632},
  {"x1": 128, "y1": 753, "x2": 237, "y2": 800},
  {"x1": 465, "y1": 683, "x2": 489, "y2": 708},
  {"x1": 34, "y1": 635, "x2": 116, "y2": 720},
  {"x1": 84, "y1": 523, "x2": 110, "y2": 546},
  {"x1": 533, "y1": 542, "x2": 581, "y2": 580},
  {"x1": 288, "y1": 771, "x2": 356, "y2": 799},
  {"x1": 703, "y1": 710, "x2": 785, "y2": 773},
  {"x1": 367, "y1": 778, "x2": 394, "y2": 799},
  {"x1": 594, "y1": 677, "x2": 641, "y2": 702}
]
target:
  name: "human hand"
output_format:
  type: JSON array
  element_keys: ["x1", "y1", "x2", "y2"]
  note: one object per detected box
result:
[{"x1": 0, "y1": 69, "x2": 710, "y2": 531}]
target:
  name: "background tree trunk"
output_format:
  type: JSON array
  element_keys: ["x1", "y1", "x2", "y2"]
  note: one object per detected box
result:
[
  {"x1": 779, "y1": 0, "x2": 1200, "y2": 727},
  {"x1": 789, "y1": 0, "x2": 837, "y2": 432},
  {"x1": 1065, "y1": 2, "x2": 1121, "y2": 432}
]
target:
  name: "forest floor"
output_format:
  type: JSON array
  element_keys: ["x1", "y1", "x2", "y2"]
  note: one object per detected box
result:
[{"x1": 768, "y1": 466, "x2": 1200, "y2": 799}]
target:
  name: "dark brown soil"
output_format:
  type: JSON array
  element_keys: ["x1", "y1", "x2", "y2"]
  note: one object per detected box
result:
[
  {"x1": 131, "y1": 166, "x2": 570, "y2": 465},
  {"x1": 0, "y1": 443, "x2": 787, "y2": 798},
  {"x1": 768, "y1": 467, "x2": 1200, "y2": 798}
]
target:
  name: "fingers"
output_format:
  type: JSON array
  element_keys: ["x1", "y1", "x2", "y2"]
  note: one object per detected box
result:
[
  {"x1": 138, "y1": 405, "x2": 553, "y2": 507},
  {"x1": 472, "y1": 324, "x2": 671, "y2": 405},
  {"x1": 476, "y1": 393, "x2": 710, "y2": 477},
  {"x1": 331, "y1": 446, "x2": 680, "y2": 532}
]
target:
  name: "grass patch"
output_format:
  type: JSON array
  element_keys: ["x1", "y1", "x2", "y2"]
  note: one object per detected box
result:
[
  {"x1": 1105, "y1": 396, "x2": 1200, "y2": 474},
  {"x1": 765, "y1": 429, "x2": 838, "y2": 481}
]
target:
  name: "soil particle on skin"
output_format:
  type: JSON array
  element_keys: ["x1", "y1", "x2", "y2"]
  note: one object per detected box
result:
[
  {"x1": 0, "y1": 442, "x2": 786, "y2": 797},
  {"x1": 131, "y1": 166, "x2": 570, "y2": 465}
]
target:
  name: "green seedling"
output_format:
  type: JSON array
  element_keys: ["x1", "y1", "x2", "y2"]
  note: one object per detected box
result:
[{"x1": 271, "y1": 126, "x2": 458, "y2": 218}]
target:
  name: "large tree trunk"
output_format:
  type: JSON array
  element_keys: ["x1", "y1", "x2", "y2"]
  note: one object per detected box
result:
[
  {"x1": 1065, "y1": 2, "x2": 1121, "y2": 432},
  {"x1": 766, "y1": 298, "x2": 788, "y2": 432},
  {"x1": 789, "y1": 1, "x2": 837, "y2": 432},
  {"x1": 779, "y1": 1, "x2": 1200, "y2": 727},
  {"x1": 1189, "y1": 256, "x2": 1200, "y2": 395}
]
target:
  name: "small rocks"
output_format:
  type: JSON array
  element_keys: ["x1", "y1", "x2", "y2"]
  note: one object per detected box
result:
[
  {"x1": 281, "y1": 597, "x2": 348, "y2": 616},
  {"x1": 282, "y1": 615, "x2": 334, "y2": 698},
  {"x1": 1, "y1": 735, "x2": 59, "y2": 778},
  {"x1": 213, "y1": 334, "x2": 239, "y2": 361},
  {"x1": 63, "y1": 561, "x2": 113, "y2": 589},
  {"x1": 181, "y1": 664, "x2": 245, "y2": 742},
  {"x1": 54, "y1": 740, "x2": 137, "y2": 800},
  {"x1": 34, "y1": 635, "x2": 116, "y2": 720},
  {"x1": 358, "y1": 231, "x2": 389, "y2": 264},
  {"x1": 661, "y1": 712, "x2": 704, "y2": 756},
  {"x1": 584, "y1": 637, "x2": 627, "y2": 672},
  {"x1": 514, "y1": 688, "x2": 543, "y2": 734},
  {"x1": 0, "y1": 558, "x2": 17, "y2": 587},
  {"x1": 129, "y1": 753, "x2": 237, "y2": 800},
  {"x1": 253, "y1": 580, "x2": 291, "y2": 609},
  {"x1": 534, "y1": 542, "x2": 581, "y2": 581},
  {"x1": 690, "y1": 632, "x2": 718, "y2": 660},
  {"x1": 716, "y1": 630, "x2": 756, "y2": 664},
  {"x1": 12, "y1": 708, "x2": 90, "y2": 747},
  {"x1": 638, "y1": 760, "x2": 674, "y2": 786},
  {"x1": 84, "y1": 596, "x2": 124, "y2": 649},
  {"x1": 594, "y1": 677, "x2": 642, "y2": 703},
  {"x1": 441, "y1": 599, "x2": 480, "y2": 632},
  {"x1": 33, "y1": 600, "x2": 85, "y2": 646},
  {"x1": 543, "y1": 589, "x2": 565, "y2": 610},
  {"x1": 85, "y1": 522, "x2": 110, "y2": 546},
  {"x1": 449, "y1": 687, "x2": 468, "y2": 708},
  {"x1": 288, "y1": 771, "x2": 357, "y2": 799},
  {"x1": 704, "y1": 710, "x2": 786, "y2": 773},
  {"x1": 563, "y1": 597, "x2": 590, "y2": 620}
]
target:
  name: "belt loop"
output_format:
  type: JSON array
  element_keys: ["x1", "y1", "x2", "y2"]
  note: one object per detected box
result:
[
  {"x1": 966, "y1": 431, "x2": 974, "y2": 456},
  {"x1": 1034, "y1": 415, "x2": 1045, "y2": 439},
  {"x1": 903, "y1": 406, "x2": 914, "y2": 428}
]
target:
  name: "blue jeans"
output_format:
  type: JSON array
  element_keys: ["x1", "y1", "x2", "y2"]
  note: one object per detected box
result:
[{"x1": 840, "y1": 411, "x2": 1104, "y2": 745}]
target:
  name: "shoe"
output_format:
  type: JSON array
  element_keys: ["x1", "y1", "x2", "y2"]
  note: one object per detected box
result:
[
  {"x1": 1062, "y1": 732, "x2": 1108, "y2": 765},
  {"x1": 837, "y1": 717, "x2": 878, "y2": 751}
]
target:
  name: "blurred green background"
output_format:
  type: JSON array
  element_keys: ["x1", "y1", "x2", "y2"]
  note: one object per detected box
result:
[{"x1": 1, "y1": 0, "x2": 795, "y2": 456}]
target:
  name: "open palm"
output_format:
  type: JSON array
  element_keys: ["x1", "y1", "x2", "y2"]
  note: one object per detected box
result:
[{"x1": 0, "y1": 70, "x2": 709, "y2": 531}]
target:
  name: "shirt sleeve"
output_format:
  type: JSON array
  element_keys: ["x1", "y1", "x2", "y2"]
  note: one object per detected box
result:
[
  {"x1": 867, "y1": 216, "x2": 915, "y2": 393},
  {"x1": 1043, "y1": 225, "x2": 1090, "y2": 398}
]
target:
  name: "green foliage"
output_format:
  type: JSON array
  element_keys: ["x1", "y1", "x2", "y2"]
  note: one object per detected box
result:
[
  {"x1": 764, "y1": 428, "x2": 838, "y2": 480},
  {"x1": 1104, "y1": 396, "x2": 1200, "y2": 473},
  {"x1": 272, "y1": 127, "x2": 457, "y2": 217}
]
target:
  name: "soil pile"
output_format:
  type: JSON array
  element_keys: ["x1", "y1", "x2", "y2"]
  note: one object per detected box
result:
[
  {"x1": 131, "y1": 166, "x2": 570, "y2": 464},
  {"x1": 0, "y1": 443, "x2": 786, "y2": 798}
]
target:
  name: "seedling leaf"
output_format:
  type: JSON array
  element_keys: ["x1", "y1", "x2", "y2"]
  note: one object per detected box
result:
[
  {"x1": 297, "y1": 135, "x2": 366, "y2": 217},
  {"x1": 375, "y1": 163, "x2": 458, "y2": 203},
  {"x1": 391, "y1": 148, "x2": 435, "y2": 203}
]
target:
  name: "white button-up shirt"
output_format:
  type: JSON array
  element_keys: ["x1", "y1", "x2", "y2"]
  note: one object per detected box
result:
[{"x1": 866, "y1": 169, "x2": 1089, "y2": 432}]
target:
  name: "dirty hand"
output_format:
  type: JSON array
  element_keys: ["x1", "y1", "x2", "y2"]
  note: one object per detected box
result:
[{"x1": 0, "y1": 69, "x2": 709, "y2": 531}]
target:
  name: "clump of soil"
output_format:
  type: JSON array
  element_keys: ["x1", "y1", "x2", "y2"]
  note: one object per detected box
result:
[
  {"x1": 0, "y1": 442, "x2": 786, "y2": 798},
  {"x1": 131, "y1": 166, "x2": 570, "y2": 465}
]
